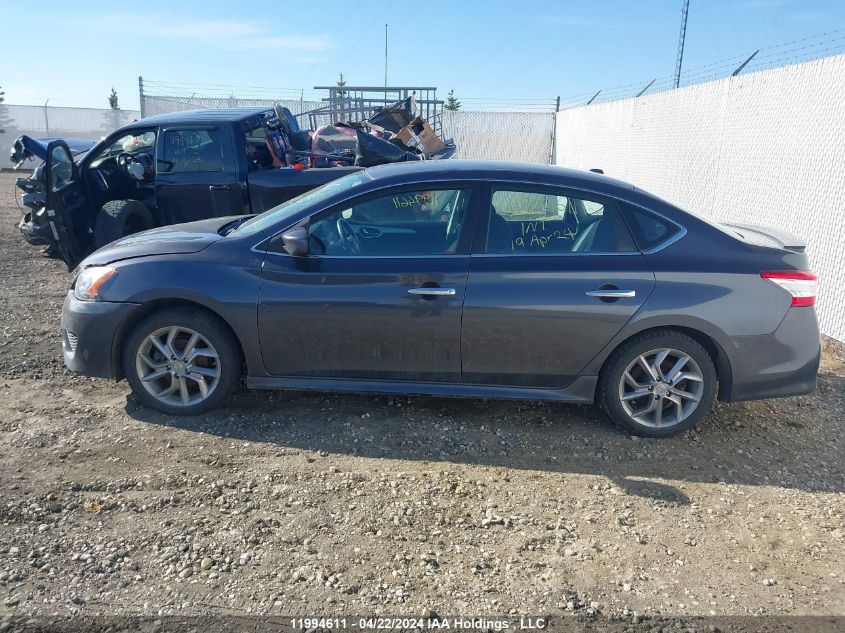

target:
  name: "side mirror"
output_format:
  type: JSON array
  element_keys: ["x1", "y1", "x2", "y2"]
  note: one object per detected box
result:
[{"x1": 281, "y1": 227, "x2": 309, "y2": 257}]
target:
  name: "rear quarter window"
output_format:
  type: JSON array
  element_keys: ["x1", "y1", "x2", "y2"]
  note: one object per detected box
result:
[{"x1": 624, "y1": 204, "x2": 681, "y2": 251}]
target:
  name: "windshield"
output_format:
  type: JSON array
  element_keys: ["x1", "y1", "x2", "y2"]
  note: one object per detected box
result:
[
  {"x1": 89, "y1": 130, "x2": 157, "y2": 167},
  {"x1": 232, "y1": 171, "x2": 371, "y2": 236}
]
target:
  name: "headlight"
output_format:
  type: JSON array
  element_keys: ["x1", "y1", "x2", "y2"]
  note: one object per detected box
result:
[{"x1": 74, "y1": 266, "x2": 117, "y2": 301}]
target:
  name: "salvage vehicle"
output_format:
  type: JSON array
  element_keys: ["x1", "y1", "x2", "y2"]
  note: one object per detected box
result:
[
  {"x1": 60, "y1": 161, "x2": 820, "y2": 437},
  {"x1": 12, "y1": 103, "x2": 454, "y2": 269}
]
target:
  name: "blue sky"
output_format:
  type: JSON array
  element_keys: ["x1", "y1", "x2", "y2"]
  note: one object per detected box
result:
[{"x1": 3, "y1": 0, "x2": 843, "y2": 110}]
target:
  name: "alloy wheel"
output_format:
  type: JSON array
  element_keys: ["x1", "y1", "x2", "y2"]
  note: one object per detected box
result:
[
  {"x1": 135, "y1": 326, "x2": 221, "y2": 407},
  {"x1": 617, "y1": 348, "x2": 705, "y2": 429}
]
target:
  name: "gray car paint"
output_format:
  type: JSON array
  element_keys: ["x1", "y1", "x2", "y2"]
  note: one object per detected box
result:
[{"x1": 61, "y1": 161, "x2": 820, "y2": 405}]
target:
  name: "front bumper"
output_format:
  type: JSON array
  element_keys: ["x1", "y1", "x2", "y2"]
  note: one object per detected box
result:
[
  {"x1": 19, "y1": 211, "x2": 53, "y2": 246},
  {"x1": 61, "y1": 291, "x2": 137, "y2": 379},
  {"x1": 725, "y1": 306, "x2": 821, "y2": 402}
]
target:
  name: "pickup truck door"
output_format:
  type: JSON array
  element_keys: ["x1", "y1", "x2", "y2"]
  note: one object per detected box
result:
[
  {"x1": 155, "y1": 126, "x2": 246, "y2": 224},
  {"x1": 43, "y1": 140, "x2": 86, "y2": 269}
]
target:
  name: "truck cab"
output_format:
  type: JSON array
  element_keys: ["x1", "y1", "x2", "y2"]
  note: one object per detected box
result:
[{"x1": 16, "y1": 109, "x2": 275, "y2": 267}]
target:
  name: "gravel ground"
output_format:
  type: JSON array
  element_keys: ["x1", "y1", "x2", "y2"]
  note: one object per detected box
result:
[{"x1": 0, "y1": 171, "x2": 843, "y2": 631}]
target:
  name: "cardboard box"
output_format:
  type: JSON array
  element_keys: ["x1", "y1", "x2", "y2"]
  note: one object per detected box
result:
[{"x1": 394, "y1": 116, "x2": 445, "y2": 157}]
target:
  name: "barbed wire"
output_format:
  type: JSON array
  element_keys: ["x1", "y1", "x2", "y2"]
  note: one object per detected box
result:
[
  {"x1": 568, "y1": 30, "x2": 845, "y2": 107},
  {"x1": 139, "y1": 29, "x2": 845, "y2": 113}
]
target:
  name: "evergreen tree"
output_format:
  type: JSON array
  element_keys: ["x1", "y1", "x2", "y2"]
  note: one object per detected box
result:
[
  {"x1": 102, "y1": 87, "x2": 123, "y2": 132},
  {"x1": 0, "y1": 85, "x2": 15, "y2": 134},
  {"x1": 0, "y1": 86, "x2": 18, "y2": 167},
  {"x1": 336, "y1": 73, "x2": 347, "y2": 97},
  {"x1": 444, "y1": 89, "x2": 461, "y2": 111}
]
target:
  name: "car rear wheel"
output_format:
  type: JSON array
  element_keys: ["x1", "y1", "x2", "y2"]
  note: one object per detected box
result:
[
  {"x1": 600, "y1": 330, "x2": 717, "y2": 437},
  {"x1": 94, "y1": 199, "x2": 154, "y2": 248},
  {"x1": 123, "y1": 308, "x2": 241, "y2": 415}
]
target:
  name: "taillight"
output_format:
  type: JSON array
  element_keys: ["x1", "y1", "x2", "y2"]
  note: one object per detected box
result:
[{"x1": 761, "y1": 271, "x2": 818, "y2": 307}]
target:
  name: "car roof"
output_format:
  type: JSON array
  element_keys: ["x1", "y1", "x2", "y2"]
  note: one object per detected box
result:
[
  {"x1": 122, "y1": 107, "x2": 271, "y2": 128},
  {"x1": 364, "y1": 159, "x2": 637, "y2": 195}
]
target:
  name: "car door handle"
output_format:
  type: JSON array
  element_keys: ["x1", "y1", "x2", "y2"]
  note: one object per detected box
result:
[
  {"x1": 209, "y1": 184, "x2": 231, "y2": 191},
  {"x1": 408, "y1": 288, "x2": 456, "y2": 296},
  {"x1": 359, "y1": 226, "x2": 382, "y2": 238},
  {"x1": 586, "y1": 289, "x2": 636, "y2": 298}
]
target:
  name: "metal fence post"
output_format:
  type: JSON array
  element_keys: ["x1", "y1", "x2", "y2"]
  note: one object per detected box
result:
[
  {"x1": 549, "y1": 96, "x2": 560, "y2": 165},
  {"x1": 138, "y1": 76, "x2": 145, "y2": 119}
]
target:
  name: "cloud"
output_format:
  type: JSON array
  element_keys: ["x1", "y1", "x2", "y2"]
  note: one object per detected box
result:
[
  {"x1": 540, "y1": 15, "x2": 598, "y2": 27},
  {"x1": 155, "y1": 20, "x2": 333, "y2": 52},
  {"x1": 538, "y1": 14, "x2": 638, "y2": 29},
  {"x1": 737, "y1": 0, "x2": 787, "y2": 8},
  {"x1": 70, "y1": 14, "x2": 333, "y2": 53}
]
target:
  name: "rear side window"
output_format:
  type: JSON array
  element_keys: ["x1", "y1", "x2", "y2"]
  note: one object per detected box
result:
[
  {"x1": 624, "y1": 205, "x2": 681, "y2": 250},
  {"x1": 487, "y1": 189, "x2": 636, "y2": 254},
  {"x1": 159, "y1": 129, "x2": 225, "y2": 173}
]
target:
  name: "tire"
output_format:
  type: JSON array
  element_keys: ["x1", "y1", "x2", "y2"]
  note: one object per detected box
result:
[
  {"x1": 599, "y1": 330, "x2": 717, "y2": 438},
  {"x1": 123, "y1": 307, "x2": 242, "y2": 416},
  {"x1": 94, "y1": 200, "x2": 154, "y2": 248}
]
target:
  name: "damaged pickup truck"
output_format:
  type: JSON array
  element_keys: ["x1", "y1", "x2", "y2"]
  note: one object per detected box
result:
[{"x1": 12, "y1": 100, "x2": 454, "y2": 268}]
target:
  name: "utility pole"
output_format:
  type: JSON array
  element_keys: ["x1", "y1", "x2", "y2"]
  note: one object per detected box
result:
[{"x1": 674, "y1": 0, "x2": 690, "y2": 88}]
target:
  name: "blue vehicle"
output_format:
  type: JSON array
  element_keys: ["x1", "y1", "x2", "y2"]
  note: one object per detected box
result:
[{"x1": 60, "y1": 160, "x2": 820, "y2": 437}]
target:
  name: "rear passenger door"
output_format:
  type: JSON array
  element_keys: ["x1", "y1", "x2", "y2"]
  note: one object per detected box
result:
[
  {"x1": 461, "y1": 185, "x2": 656, "y2": 387},
  {"x1": 155, "y1": 126, "x2": 245, "y2": 224}
]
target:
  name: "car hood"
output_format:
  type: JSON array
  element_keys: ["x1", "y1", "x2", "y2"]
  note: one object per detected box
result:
[
  {"x1": 10, "y1": 135, "x2": 97, "y2": 168},
  {"x1": 81, "y1": 216, "x2": 246, "y2": 266}
]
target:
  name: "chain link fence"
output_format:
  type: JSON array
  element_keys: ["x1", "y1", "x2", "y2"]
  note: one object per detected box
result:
[
  {"x1": 555, "y1": 53, "x2": 845, "y2": 344},
  {"x1": 140, "y1": 90, "x2": 557, "y2": 164},
  {"x1": 442, "y1": 110, "x2": 554, "y2": 164},
  {"x1": 0, "y1": 104, "x2": 140, "y2": 169},
  {"x1": 141, "y1": 95, "x2": 324, "y2": 119}
]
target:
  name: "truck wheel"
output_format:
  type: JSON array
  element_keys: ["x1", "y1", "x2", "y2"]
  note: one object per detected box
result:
[{"x1": 94, "y1": 200, "x2": 154, "y2": 248}]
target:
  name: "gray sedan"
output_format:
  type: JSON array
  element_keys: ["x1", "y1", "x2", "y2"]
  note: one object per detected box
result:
[{"x1": 60, "y1": 161, "x2": 820, "y2": 437}]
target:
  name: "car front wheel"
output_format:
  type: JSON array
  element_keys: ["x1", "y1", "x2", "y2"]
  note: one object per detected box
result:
[
  {"x1": 123, "y1": 307, "x2": 241, "y2": 415},
  {"x1": 600, "y1": 330, "x2": 717, "y2": 437}
]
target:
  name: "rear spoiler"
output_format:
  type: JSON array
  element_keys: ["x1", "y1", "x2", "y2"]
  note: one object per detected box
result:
[{"x1": 725, "y1": 223, "x2": 806, "y2": 253}]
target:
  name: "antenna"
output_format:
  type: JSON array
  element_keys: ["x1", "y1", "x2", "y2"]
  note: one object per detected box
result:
[{"x1": 674, "y1": 0, "x2": 690, "y2": 88}]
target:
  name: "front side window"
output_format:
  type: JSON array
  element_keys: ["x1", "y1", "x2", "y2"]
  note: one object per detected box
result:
[
  {"x1": 308, "y1": 188, "x2": 470, "y2": 256},
  {"x1": 159, "y1": 129, "x2": 224, "y2": 173},
  {"x1": 486, "y1": 189, "x2": 636, "y2": 254},
  {"x1": 88, "y1": 130, "x2": 156, "y2": 167}
]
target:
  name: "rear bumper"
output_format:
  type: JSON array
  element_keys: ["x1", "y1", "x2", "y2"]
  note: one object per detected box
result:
[
  {"x1": 61, "y1": 291, "x2": 136, "y2": 379},
  {"x1": 725, "y1": 307, "x2": 821, "y2": 402}
]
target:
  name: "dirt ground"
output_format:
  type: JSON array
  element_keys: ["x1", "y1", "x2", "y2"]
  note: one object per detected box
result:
[{"x1": 0, "y1": 171, "x2": 843, "y2": 631}]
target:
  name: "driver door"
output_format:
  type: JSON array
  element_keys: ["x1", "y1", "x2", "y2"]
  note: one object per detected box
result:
[
  {"x1": 257, "y1": 184, "x2": 480, "y2": 381},
  {"x1": 43, "y1": 141, "x2": 86, "y2": 268}
]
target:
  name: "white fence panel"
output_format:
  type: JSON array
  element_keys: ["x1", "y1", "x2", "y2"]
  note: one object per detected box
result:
[{"x1": 555, "y1": 54, "x2": 845, "y2": 343}]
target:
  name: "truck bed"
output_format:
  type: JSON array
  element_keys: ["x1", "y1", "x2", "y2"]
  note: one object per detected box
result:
[{"x1": 246, "y1": 167, "x2": 365, "y2": 213}]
